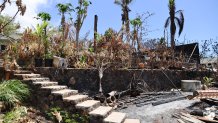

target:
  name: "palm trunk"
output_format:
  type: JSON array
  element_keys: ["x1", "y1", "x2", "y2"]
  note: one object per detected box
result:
[
  {"x1": 123, "y1": 2, "x2": 132, "y2": 68},
  {"x1": 171, "y1": 34, "x2": 175, "y2": 58},
  {"x1": 61, "y1": 13, "x2": 65, "y2": 42},
  {"x1": 170, "y1": 18, "x2": 175, "y2": 51},
  {"x1": 170, "y1": 32, "x2": 175, "y2": 50},
  {"x1": 136, "y1": 32, "x2": 141, "y2": 51},
  {"x1": 170, "y1": 6, "x2": 176, "y2": 58},
  {"x1": 125, "y1": 5, "x2": 130, "y2": 44},
  {"x1": 76, "y1": 0, "x2": 83, "y2": 52},
  {"x1": 76, "y1": 28, "x2": 80, "y2": 52}
]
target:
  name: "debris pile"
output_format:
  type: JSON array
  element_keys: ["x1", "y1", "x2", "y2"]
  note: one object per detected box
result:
[
  {"x1": 116, "y1": 91, "x2": 185, "y2": 108},
  {"x1": 174, "y1": 90, "x2": 218, "y2": 123}
]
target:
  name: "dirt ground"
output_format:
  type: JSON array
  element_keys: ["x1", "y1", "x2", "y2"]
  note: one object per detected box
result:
[{"x1": 117, "y1": 97, "x2": 199, "y2": 123}]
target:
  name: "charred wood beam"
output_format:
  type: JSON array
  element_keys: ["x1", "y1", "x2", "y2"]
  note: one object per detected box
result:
[
  {"x1": 140, "y1": 91, "x2": 177, "y2": 96},
  {"x1": 152, "y1": 96, "x2": 187, "y2": 106},
  {"x1": 200, "y1": 98, "x2": 218, "y2": 106}
]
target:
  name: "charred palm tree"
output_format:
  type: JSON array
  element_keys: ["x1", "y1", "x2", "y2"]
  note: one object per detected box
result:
[
  {"x1": 164, "y1": 0, "x2": 184, "y2": 51},
  {"x1": 114, "y1": 0, "x2": 133, "y2": 44},
  {"x1": 130, "y1": 17, "x2": 142, "y2": 51}
]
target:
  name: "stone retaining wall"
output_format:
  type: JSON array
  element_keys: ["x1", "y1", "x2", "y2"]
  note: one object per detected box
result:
[{"x1": 35, "y1": 68, "x2": 213, "y2": 95}]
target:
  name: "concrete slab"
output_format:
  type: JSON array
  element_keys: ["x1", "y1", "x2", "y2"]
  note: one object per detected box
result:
[
  {"x1": 76, "y1": 100, "x2": 100, "y2": 112},
  {"x1": 33, "y1": 81, "x2": 58, "y2": 87},
  {"x1": 104, "y1": 112, "x2": 126, "y2": 123},
  {"x1": 14, "y1": 74, "x2": 41, "y2": 78},
  {"x1": 41, "y1": 85, "x2": 68, "y2": 91},
  {"x1": 124, "y1": 119, "x2": 140, "y2": 123},
  {"x1": 89, "y1": 106, "x2": 113, "y2": 118},
  {"x1": 24, "y1": 77, "x2": 50, "y2": 82},
  {"x1": 63, "y1": 95, "x2": 88, "y2": 104},
  {"x1": 52, "y1": 89, "x2": 78, "y2": 98}
]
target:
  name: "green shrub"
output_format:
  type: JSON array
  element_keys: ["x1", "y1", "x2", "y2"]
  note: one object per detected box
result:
[
  {"x1": 203, "y1": 76, "x2": 213, "y2": 86},
  {"x1": 0, "y1": 79, "x2": 30, "y2": 108},
  {"x1": 3, "y1": 106, "x2": 27, "y2": 123},
  {"x1": 46, "y1": 107, "x2": 89, "y2": 123}
]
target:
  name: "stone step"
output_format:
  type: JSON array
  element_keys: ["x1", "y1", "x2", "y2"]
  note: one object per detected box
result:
[
  {"x1": 14, "y1": 74, "x2": 41, "y2": 79},
  {"x1": 123, "y1": 119, "x2": 140, "y2": 123},
  {"x1": 41, "y1": 85, "x2": 68, "y2": 91},
  {"x1": 63, "y1": 94, "x2": 88, "y2": 105},
  {"x1": 23, "y1": 77, "x2": 50, "y2": 82},
  {"x1": 52, "y1": 89, "x2": 78, "y2": 98},
  {"x1": 33, "y1": 81, "x2": 58, "y2": 87},
  {"x1": 76, "y1": 100, "x2": 101, "y2": 112},
  {"x1": 89, "y1": 106, "x2": 113, "y2": 120},
  {"x1": 13, "y1": 70, "x2": 32, "y2": 74},
  {"x1": 104, "y1": 112, "x2": 126, "y2": 123}
]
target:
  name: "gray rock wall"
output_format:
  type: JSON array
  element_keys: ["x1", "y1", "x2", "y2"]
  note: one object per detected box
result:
[{"x1": 35, "y1": 68, "x2": 212, "y2": 95}]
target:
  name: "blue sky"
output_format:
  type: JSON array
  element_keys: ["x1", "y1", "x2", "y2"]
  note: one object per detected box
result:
[{"x1": 3, "y1": 0, "x2": 218, "y2": 44}]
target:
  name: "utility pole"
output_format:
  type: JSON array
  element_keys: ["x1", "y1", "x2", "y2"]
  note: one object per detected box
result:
[{"x1": 94, "y1": 15, "x2": 98, "y2": 51}]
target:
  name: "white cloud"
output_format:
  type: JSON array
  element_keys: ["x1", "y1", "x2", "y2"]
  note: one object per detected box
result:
[{"x1": 2, "y1": 0, "x2": 48, "y2": 31}]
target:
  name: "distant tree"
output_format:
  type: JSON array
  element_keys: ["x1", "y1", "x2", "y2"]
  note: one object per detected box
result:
[
  {"x1": 212, "y1": 40, "x2": 218, "y2": 70},
  {"x1": 56, "y1": 3, "x2": 73, "y2": 41},
  {"x1": 37, "y1": 12, "x2": 51, "y2": 22},
  {"x1": 130, "y1": 17, "x2": 142, "y2": 51},
  {"x1": 212, "y1": 40, "x2": 218, "y2": 56},
  {"x1": 75, "y1": 0, "x2": 91, "y2": 51},
  {"x1": 0, "y1": 0, "x2": 26, "y2": 33},
  {"x1": 114, "y1": 0, "x2": 133, "y2": 43},
  {"x1": 0, "y1": 15, "x2": 20, "y2": 36},
  {"x1": 36, "y1": 12, "x2": 51, "y2": 35},
  {"x1": 164, "y1": 0, "x2": 184, "y2": 51},
  {"x1": 130, "y1": 12, "x2": 153, "y2": 51},
  {"x1": 200, "y1": 39, "x2": 212, "y2": 59},
  {"x1": 144, "y1": 38, "x2": 160, "y2": 50}
]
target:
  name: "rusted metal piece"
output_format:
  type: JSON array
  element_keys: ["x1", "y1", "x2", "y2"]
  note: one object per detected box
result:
[{"x1": 193, "y1": 90, "x2": 218, "y2": 99}]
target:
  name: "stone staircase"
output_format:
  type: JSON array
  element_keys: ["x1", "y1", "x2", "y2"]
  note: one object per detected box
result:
[{"x1": 12, "y1": 70, "x2": 140, "y2": 123}]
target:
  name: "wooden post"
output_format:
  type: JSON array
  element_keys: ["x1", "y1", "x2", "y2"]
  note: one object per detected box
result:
[
  {"x1": 5, "y1": 71, "x2": 10, "y2": 80},
  {"x1": 94, "y1": 15, "x2": 98, "y2": 51}
]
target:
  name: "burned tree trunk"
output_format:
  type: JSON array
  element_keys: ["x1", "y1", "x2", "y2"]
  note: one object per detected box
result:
[{"x1": 94, "y1": 15, "x2": 98, "y2": 51}]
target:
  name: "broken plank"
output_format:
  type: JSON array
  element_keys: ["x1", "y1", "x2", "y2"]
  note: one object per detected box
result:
[
  {"x1": 180, "y1": 115, "x2": 204, "y2": 123},
  {"x1": 140, "y1": 92, "x2": 176, "y2": 96},
  {"x1": 192, "y1": 116, "x2": 218, "y2": 123},
  {"x1": 200, "y1": 98, "x2": 218, "y2": 106},
  {"x1": 173, "y1": 113, "x2": 205, "y2": 123},
  {"x1": 180, "y1": 112, "x2": 205, "y2": 123},
  {"x1": 177, "y1": 119, "x2": 186, "y2": 123},
  {"x1": 152, "y1": 96, "x2": 186, "y2": 106}
]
